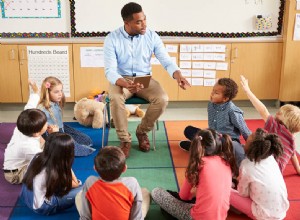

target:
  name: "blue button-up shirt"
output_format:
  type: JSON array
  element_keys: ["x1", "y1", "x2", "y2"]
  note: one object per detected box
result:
[
  {"x1": 104, "y1": 26, "x2": 179, "y2": 84},
  {"x1": 208, "y1": 101, "x2": 251, "y2": 141}
]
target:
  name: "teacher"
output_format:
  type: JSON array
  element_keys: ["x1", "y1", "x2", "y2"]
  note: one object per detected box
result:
[{"x1": 104, "y1": 2, "x2": 190, "y2": 158}]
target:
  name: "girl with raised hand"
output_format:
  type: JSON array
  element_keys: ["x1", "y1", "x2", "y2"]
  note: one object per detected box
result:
[
  {"x1": 151, "y1": 128, "x2": 238, "y2": 220},
  {"x1": 21, "y1": 132, "x2": 82, "y2": 215},
  {"x1": 230, "y1": 128, "x2": 289, "y2": 220},
  {"x1": 37, "y1": 76, "x2": 95, "y2": 156}
]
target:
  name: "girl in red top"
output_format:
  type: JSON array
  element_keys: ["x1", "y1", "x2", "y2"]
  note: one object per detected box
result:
[{"x1": 151, "y1": 128, "x2": 238, "y2": 220}]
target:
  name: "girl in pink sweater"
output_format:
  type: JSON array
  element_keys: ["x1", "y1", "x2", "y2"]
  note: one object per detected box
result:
[{"x1": 151, "y1": 128, "x2": 238, "y2": 220}]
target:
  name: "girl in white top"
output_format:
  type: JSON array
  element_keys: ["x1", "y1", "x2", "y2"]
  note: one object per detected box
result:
[
  {"x1": 21, "y1": 132, "x2": 82, "y2": 215},
  {"x1": 230, "y1": 128, "x2": 289, "y2": 220}
]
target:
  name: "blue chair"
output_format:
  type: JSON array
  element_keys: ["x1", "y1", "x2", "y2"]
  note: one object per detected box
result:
[{"x1": 102, "y1": 96, "x2": 159, "y2": 150}]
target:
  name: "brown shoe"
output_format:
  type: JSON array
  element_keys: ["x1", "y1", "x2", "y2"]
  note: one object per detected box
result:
[
  {"x1": 136, "y1": 130, "x2": 150, "y2": 152},
  {"x1": 120, "y1": 142, "x2": 131, "y2": 158}
]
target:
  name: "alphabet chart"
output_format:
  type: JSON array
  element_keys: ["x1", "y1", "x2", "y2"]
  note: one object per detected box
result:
[{"x1": 27, "y1": 46, "x2": 70, "y2": 97}]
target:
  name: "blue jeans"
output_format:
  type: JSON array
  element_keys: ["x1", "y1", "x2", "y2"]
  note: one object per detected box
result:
[{"x1": 21, "y1": 184, "x2": 82, "y2": 215}]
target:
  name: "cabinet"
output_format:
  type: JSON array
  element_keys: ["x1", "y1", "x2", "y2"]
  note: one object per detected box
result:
[
  {"x1": 72, "y1": 44, "x2": 108, "y2": 101},
  {"x1": 177, "y1": 43, "x2": 232, "y2": 101},
  {"x1": 230, "y1": 42, "x2": 283, "y2": 100},
  {"x1": 152, "y1": 44, "x2": 179, "y2": 101},
  {"x1": 0, "y1": 41, "x2": 284, "y2": 103},
  {"x1": 0, "y1": 45, "x2": 23, "y2": 102}
]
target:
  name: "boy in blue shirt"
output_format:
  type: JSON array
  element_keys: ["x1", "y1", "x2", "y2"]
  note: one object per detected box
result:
[{"x1": 180, "y1": 78, "x2": 251, "y2": 167}]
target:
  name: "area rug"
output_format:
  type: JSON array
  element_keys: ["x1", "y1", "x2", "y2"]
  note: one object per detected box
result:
[
  {"x1": 0, "y1": 122, "x2": 107, "y2": 220},
  {"x1": 165, "y1": 120, "x2": 300, "y2": 220}
]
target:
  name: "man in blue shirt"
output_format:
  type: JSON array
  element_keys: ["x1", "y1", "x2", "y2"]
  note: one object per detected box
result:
[{"x1": 104, "y1": 2, "x2": 190, "y2": 158}]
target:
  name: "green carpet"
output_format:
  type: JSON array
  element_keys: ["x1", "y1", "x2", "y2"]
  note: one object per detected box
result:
[{"x1": 108, "y1": 121, "x2": 178, "y2": 219}]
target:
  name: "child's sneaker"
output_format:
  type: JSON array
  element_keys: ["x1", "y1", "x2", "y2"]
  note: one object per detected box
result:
[{"x1": 179, "y1": 140, "x2": 191, "y2": 151}]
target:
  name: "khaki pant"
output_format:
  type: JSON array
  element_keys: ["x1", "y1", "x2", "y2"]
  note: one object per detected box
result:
[
  {"x1": 75, "y1": 187, "x2": 151, "y2": 219},
  {"x1": 109, "y1": 78, "x2": 168, "y2": 142},
  {"x1": 4, "y1": 165, "x2": 27, "y2": 184}
]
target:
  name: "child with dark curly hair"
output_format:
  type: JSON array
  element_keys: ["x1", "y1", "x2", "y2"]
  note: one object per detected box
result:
[
  {"x1": 180, "y1": 78, "x2": 251, "y2": 167},
  {"x1": 230, "y1": 128, "x2": 289, "y2": 220},
  {"x1": 152, "y1": 128, "x2": 238, "y2": 220}
]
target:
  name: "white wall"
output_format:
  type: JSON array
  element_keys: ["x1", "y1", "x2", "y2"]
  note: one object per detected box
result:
[{"x1": 0, "y1": 0, "x2": 281, "y2": 36}]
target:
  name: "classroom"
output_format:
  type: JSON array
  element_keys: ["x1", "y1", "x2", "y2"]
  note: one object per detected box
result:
[{"x1": 0, "y1": 0, "x2": 300, "y2": 219}]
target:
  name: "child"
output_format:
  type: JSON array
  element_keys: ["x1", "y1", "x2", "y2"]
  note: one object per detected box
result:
[
  {"x1": 240, "y1": 75, "x2": 300, "y2": 174},
  {"x1": 3, "y1": 80, "x2": 57, "y2": 184},
  {"x1": 230, "y1": 128, "x2": 289, "y2": 219},
  {"x1": 21, "y1": 132, "x2": 82, "y2": 215},
  {"x1": 180, "y1": 78, "x2": 251, "y2": 167},
  {"x1": 37, "y1": 76, "x2": 95, "y2": 157},
  {"x1": 75, "y1": 146, "x2": 150, "y2": 220},
  {"x1": 152, "y1": 129, "x2": 238, "y2": 220}
]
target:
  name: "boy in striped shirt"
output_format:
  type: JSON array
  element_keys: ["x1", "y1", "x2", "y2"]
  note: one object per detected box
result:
[{"x1": 240, "y1": 75, "x2": 300, "y2": 174}]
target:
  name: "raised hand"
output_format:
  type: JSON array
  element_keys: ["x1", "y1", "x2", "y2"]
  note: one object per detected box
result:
[
  {"x1": 240, "y1": 75, "x2": 251, "y2": 93},
  {"x1": 28, "y1": 79, "x2": 39, "y2": 94}
]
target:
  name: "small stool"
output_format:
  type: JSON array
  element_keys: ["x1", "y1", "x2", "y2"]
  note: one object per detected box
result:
[{"x1": 102, "y1": 96, "x2": 159, "y2": 150}]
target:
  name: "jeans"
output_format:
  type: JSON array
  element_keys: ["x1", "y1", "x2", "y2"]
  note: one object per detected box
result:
[{"x1": 21, "y1": 184, "x2": 82, "y2": 215}]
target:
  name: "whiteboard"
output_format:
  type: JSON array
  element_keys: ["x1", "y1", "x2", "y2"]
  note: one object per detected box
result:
[
  {"x1": 72, "y1": 0, "x2": 284, "y2": 38},
  {"x1": 0, "y1": 0, "x2": 70, "y2": 38}
]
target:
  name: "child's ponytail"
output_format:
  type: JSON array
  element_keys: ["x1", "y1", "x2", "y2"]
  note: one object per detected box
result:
[
  {"x1": 186, "y1": 135, "x2": 204, "y2": 187},
  {"x1": 247, "y1": 128, "x2": 283, "y2": 163},
  {"x1": 219, "y1": 134, "x2": 239, "y2": 177}
]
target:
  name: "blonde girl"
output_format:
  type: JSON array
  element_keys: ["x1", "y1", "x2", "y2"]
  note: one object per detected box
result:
[{"x1": 38, "y1": 76, "x2": 95, "y2": 156}]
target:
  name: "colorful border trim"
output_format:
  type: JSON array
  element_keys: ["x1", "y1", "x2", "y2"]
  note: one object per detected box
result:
[
  {"x1": 70, "y1": 0, "x2": 285, "y2": 38},
  {"x1": 1, "y1": 0, "x2": 68, "y2": 38},
  {"x1": 0, "y1": 32, "x2": 69, "y2": 38}
]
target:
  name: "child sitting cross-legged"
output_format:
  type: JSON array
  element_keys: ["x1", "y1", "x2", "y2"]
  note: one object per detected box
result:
[
  {"x1": 37, "y1": 76, "x2": 95, "y2": 157},
  {"x1": 21, "y1": 132, "x2": 82, "y2": 215},
  {"x1": 152, "y1": 128, "x2": 238, "y2": 220},
  {"x1": 179, "y1": 78, "x2": 251, "y2": 167},
  {"x1": 75, "y1": 146, "x2": 150, "y2": 220},
  {"x1": 230, "y1": 128, "x2": 289, "y2": 219}
]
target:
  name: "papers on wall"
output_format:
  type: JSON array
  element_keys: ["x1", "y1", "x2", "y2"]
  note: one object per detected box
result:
[
  {"x1": 180, "y1": 61, "x2": 192, "y2": 69},
  {"x1": 80, "y1": 47, "x2": 104, "y2": 67},
  {"x1": 297, "y1": 0, "x2": 300, "y2": 10},
  {"x1": 165, "y1": 45, "x2": 178, "y2": 53},
  {"x1": 27, "y1": 46, "x2": 70, "y2": 97},
  {"x1": 178, "y1": 44, "x2": 227, "y2": 86},
  {"x1": 204, "y1": 78, "x2": 216, "y2": 86},
  {"x1": 181, "y1": 69, "x2": 191, "y2": 77},
  {"x1": 293, "y1": 14, "x2": 300, "y2": 41},
  {"x1": 216, "y1": 62, "x2": 228, "y2": 70},
  {"x1": 192, "y1": 78, "x2": 204, "y2": 86}
]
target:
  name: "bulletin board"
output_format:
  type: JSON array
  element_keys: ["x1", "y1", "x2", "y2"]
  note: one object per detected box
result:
[
  {"x1": 0, "y1": 0, "x2": 70, "y2": 38},
  {"x1": 71, "y1": 0, "x2": 284, "y2": 38}
]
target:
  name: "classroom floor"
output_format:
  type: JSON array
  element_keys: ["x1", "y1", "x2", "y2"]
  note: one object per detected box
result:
[{"x1": 1, "y1": 101, "x2": 299, "y2": 151}]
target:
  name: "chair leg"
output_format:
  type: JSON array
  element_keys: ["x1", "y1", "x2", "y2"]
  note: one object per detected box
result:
[
  {"x1": 102, "y1": 103, "x2": 107, "y2": 148},
  {"x1": 152, "y1": 127, "x2": 156, "y2": 151},
  {"x1": 152, "y1": 120, "x2": 159, "y2": 151}
]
